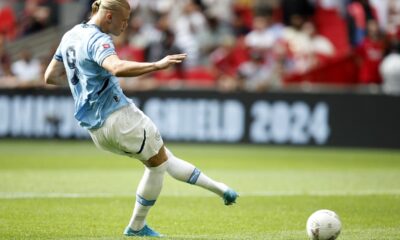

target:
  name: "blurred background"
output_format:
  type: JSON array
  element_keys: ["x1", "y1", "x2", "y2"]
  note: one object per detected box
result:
[
  {"x1": 2, "y1": 0, "x2": 400, "y2": 92},
  {"x1": 1, "y1": 2, "x2": 400, "y2": 238},
  {"x1": 0, "y1": 0, "x2": 400, "y2": 148}
]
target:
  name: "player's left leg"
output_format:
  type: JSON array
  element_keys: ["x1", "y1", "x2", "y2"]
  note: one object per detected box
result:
[{"x1": 165, "y1": 147, "x2": 238, "y2": 205}]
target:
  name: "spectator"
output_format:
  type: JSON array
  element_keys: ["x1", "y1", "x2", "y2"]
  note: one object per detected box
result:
[
  {"x1": 114, "y1": 30, "x2": 144, "y2": 62},
  {"x1": 237, "y1": 50, "x2": 281, "y2": 92},
  {"x1": 347, "y1": 0, "x2": 378, "y2": 46},
  {"x1": 20, "y1": 0, "x2": 53, "y2": 36},
  {"x1": 0, "y1": 33, "x2": 16, "y2": 87},
  {"x1": 146, "y1": 29, "x2": 181, "y2": 62},
  {"x1": 282, "y1": 15, "x2": 314, "y2": 74},
  {"x1": 196, "y1": 14, "x2": 233, "y2": 66},
  {"x1": 386, "y1": 0, "x2": 400, "y2": 41},
  {"x1": 232, "y1": 0, "x2": 253, "y2": 31},
  {"x1": 302, "y1": 21, "x2": 336, "y2": 63},
  {"x1": 356, "y1": 20, "x2": 386, "y2": 84},
  {"x1": 380, "y1": 42, "x2": 400, "y2": 95},
  {"x1": 202, "y1": 0, "x2": 234, "y2": 24},
  {"x1": 140, "y1": 12, "x2": 171, "y2": 48},
  {"x1": 0, "y1": 33, "x2": 12, "y2": 77},
  {"x1": 281, "y1": 0, "x2": 315, "y2": 26},
  {"x1": 146, "y1": 29, "x2": 184, "y2": 88},
  {"x1": 282, "y1": 18, "x2": 335, "y2": 76},
  {"x1": 212, "y1": 35, "x2": 248, "y2": 92},
  {"x1": 11, "y1": 48, "x2": 41, "y2": 86},
  {"x1": 173, "y1": 0, "x2": 208, "y2": 67},
  {"x1": 369, "y1": 0, "x2": 389, "y2": 31},
  {"x1": 127, "y1": 15, "x2": 152, "y2": 51},
  {"x1": 231, "y1": 8, "x2": 251, "y2": 37},
  {"x1": 245, "y1": 8, "x2": 284, "y2": 51},
  {"x1": 211, "y1": 35, "x2": 248, "y2": 79},
  {"x1": 0, "y1": 0, "x2": 17, "y2": 40}
]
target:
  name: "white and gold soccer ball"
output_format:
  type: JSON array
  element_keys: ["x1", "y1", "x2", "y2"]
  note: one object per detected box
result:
[{"x1": 306, "y1": 209, "x2": 342, "y2": 240}]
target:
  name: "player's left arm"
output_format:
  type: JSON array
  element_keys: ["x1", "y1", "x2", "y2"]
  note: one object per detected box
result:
[
  {"x1": 44, "y1": 59, "x2": 68, "y2": 86},
  {"x1": 101, "y1": 54, "x2": 187, "y2": 77}
]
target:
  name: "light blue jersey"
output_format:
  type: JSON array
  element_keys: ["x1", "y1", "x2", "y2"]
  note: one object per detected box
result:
[{"x1": 54, "y1": 23, "x2": 130, "y2": 129}]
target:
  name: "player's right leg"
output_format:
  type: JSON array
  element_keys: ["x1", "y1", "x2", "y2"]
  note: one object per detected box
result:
[
  {"x1": 165, "y1": 147, "x2": 238, "y2": 205},
  {"x1": 89, "y1": 104, "x2": 167, "y2": 237},
  {"x1": 124, "y1": 146, "x2": 168, "y2": 237}
]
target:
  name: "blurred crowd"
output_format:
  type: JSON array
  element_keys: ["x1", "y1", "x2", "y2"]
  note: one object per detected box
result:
[{"x1": 1, "y1": 0, "x2": 400, "y2": 94}]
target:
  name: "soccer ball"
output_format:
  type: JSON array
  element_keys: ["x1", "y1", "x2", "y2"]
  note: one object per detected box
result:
[{"x1": 306, "y1": 209, "x2": 341, "y2": 240}]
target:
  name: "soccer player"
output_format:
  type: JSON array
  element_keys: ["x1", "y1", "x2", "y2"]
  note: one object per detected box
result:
[{"x1": 44, "y1": 0, "x2": 237, "y2": 237}]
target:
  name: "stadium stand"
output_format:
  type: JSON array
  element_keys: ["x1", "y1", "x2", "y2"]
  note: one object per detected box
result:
[{"x1": 1, "y1": 0, "x2": 400, "y2": 94}]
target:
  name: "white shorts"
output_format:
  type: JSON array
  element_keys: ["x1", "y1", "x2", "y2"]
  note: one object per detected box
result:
[{"x1": 89, "y1": 104, "x2": 164, "y2": 161}]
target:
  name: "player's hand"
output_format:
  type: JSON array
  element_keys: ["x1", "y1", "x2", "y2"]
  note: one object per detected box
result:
[{"x1": 155, "y1": 54, "x2": 187, "y2": 70}]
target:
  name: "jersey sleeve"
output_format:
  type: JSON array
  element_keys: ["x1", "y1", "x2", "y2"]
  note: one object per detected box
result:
[
  {"x1": 54, "y1": 45, "x2": 63, "y2": 62},
  {"x1": 89, "y1": 33, "x2": 117, "y2": 66}
]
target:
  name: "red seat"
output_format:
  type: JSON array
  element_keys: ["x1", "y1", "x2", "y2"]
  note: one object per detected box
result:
[
  {"x1": 183, "y1": 67, "x2": 216, "y2": 87},
  {"x1": 284, "y1": 53, "x2": 359, "y2": 85}
]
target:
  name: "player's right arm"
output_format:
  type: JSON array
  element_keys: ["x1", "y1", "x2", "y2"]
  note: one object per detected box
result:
[
  {"x1": 101, "y1": 53, "x2": 187, "y2": 78},
  {"x1": 44, "y1": 59, "x2": 68, "y2": 86}
]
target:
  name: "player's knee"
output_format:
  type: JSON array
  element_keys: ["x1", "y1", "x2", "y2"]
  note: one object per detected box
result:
[{"x1": 145, "y1": 146, "x2": 168, "y2": 168}]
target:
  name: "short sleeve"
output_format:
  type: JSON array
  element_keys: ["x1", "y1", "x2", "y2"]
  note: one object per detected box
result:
[
  {"x1": 89, "y1": 33, "x2": 117, "y2": 66},
  {"x1": 54, "y1": 45, "x2": 63, "y2": 62}
]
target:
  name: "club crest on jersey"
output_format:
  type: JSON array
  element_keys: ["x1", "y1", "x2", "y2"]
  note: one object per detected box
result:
[{"x1": 103, "y1": 44, "x2": 110, "y2": 49}]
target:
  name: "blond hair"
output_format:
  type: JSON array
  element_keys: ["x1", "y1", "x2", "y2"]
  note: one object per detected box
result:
[{"x1": 91, "y1": 0, "x2": 130, "y2": 16}]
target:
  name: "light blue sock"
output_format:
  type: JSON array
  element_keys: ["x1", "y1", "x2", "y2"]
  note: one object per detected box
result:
[{"x1": 165, "y1": 148, "x2": 229, "y2": 196}]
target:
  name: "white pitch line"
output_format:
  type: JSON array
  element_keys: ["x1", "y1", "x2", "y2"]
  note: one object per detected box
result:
[
  {"x1": 0, "y1": 192, "x2": 133, "y2": 199},
  {"x1": 1, "y1": 190, "x2": 400, "y2": 199},
  {"x1": 244, "y1": 190, "x2": 400, "y2": 196}
]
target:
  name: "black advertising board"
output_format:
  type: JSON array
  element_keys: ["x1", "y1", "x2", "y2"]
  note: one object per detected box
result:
[{"x1": 0, "y1": 89, "x2": 399, "y2": 148}]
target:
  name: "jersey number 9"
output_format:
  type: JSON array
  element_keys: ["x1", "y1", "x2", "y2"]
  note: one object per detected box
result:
[{"x1": 66, "y1": 46, "x2": 80, "y2": 85}]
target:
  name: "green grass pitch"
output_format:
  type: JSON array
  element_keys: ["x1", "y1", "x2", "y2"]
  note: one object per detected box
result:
[{"x1": 0, "y1": 140, "x2": 400, "y2": 239}]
